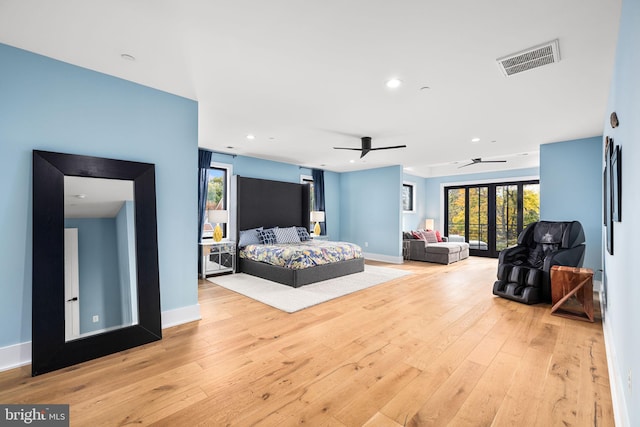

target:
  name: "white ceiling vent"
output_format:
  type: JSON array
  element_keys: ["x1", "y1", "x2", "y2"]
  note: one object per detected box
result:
[{"x1": 497, "y1": 39, "x2": 560, "y2": 77}]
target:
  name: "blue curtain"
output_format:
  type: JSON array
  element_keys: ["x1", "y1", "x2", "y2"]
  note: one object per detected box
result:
[
  {"x1": 198, "y1": 149, "x2": 213, "y2": 241},
  {"x1": 312, "y1": 168, "x2": 326, "y2": 235}
]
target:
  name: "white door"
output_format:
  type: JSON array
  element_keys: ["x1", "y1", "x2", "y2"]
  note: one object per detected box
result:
[{"x1": 64, "y1": 228, "x2": 80, "y2": 341}]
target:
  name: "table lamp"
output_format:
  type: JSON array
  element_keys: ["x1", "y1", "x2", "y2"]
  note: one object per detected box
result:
[
  {"x1": 425, "y1": 218, "x2": 435, "y2": 230},
  {"x1": 310, "y1": 211, "x2": 325, "y2": 235},
  {"x1": 208, "y1": 209, "x2": 228, "y2": 242}
]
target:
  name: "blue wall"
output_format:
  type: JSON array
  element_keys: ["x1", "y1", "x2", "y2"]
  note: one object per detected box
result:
[
  {"x1": 64, "y1": 218, "x2": 122, "y2": 334},
  {"x1": 402, "y1": 173, "x2": 428, "y2": 231},
  {"x1": 0, "y1": 43, "x2": 198, "y2": 348},
  {"x1": 603, "y1": 0, "x2": 639, "y2": 424},
  {"x1": 340, "y1": 166, "x2": 403, "y2": 258},
  {"x1": 116, "y1": 201, "x2": 137, "y2": 326},
  {"x1": 540, "y1": 137, "x2": 602, "y2": 273}
]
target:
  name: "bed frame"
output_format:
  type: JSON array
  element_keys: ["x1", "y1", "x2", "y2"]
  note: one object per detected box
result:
[{"x1": 235, "y1": 176, "x2": 364, "y2": 287}]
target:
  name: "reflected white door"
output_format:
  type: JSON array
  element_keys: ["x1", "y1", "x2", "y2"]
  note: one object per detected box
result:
[{"x1": 64, "y1": 228, "x2": 80, "y2": 341}]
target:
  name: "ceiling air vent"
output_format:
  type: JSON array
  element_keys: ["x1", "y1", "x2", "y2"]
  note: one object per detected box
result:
[{"x1": 497, "y1": 39, "x2": 560, "y2": 77}]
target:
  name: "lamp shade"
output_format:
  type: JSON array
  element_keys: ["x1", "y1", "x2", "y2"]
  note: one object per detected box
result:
[
  {"x1": 310, "y1": 211, "x2": 325, "y2": 223},
  {"x1": 208, "y1": 209, "x2": 228, "y2": 224},
  {"x1": 425, "y1": 218, "x2": 435, "y2": 230}
]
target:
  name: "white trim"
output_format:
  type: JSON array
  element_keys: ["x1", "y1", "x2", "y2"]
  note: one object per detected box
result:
[
  {"x1": 0, "y1": 304, "x2": 202, "y2": 373},
  {"x1": 600, "y1": 289, "x2": 630, "y2": 427},
  {"x1": 0, "y1": 341, "x2": 31, "y2": 372},
  {"x1": 161, "y1": 304, "x2": 202, "y2": 329},
  {"x1": 300, "y1": 174, "x2": 313, "y2": 184},
  {"x1": 363, "y1": 252, "x2": 404, "y2": 264}
]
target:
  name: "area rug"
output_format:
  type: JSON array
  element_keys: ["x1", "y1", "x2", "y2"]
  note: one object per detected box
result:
[{"x1": 207, "y1": 265, "x2": 410, "y2": 313}]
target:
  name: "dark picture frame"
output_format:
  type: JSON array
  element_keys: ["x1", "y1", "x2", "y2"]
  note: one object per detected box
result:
[
  {"x1": 605, "y1": 140, "x2": 614, "y2": 255},
  {"x1": 611, "y1": 145, "x2": 622, "y2": 222}
]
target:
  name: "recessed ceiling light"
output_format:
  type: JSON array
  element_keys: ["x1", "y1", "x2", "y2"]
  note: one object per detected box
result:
[
  {"x1": 349, "y1": 160, "x2": 355, "y2": 164},
  {"x1": 386, "y1": 78, "x2": 402, "y2": 89},
  {"x1": 75, "y1": 194, "x2": 86, "y2": 199},
  {"x1": 471, "y1": 138, "x2": 481, "y2": 143},
  {"x1": 120, "y1": 53, "x2": 136, "y2": 61},
  {"x1": 246, "y1": 134, "x2": 255, "y2": 140}
]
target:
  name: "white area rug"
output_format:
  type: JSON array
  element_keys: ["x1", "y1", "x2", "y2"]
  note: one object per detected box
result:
[{"x1": 207, "y1": 265, "x2": 410, "y2": 313}]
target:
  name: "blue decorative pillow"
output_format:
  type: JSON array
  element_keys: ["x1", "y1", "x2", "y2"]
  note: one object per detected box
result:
[
  {"x1": 275, "y1": 226, "x2": 301, "y2": 244},
  {"x1": 238, "y1": 227, "x2": 263, "y2": 247},
  {"x1": 296, "y1": 226, "x2": 311, "y2": 241},
  {"x1": 257, "y1": 228, "x2": 277, "y2": 245}
]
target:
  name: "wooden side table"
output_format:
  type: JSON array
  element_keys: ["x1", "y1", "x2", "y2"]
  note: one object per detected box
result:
[{"x1": 550, "y1": 266, "x2": 594, "y2": 322}]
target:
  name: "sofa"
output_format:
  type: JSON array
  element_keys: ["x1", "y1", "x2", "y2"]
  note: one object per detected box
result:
[{"x1": 403, "y1": 230, "x2": 470, "y2": 265}]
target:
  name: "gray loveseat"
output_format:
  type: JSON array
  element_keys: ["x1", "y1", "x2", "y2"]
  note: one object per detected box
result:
[{"x1": 403, "y1": 234, "x2": 470, "y2": 265}]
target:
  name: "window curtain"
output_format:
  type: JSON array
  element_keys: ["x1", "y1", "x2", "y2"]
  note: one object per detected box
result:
[
  {"x1": 198, "y1": 149, "x2": 213, "y2": 241},
  {"x1": 311, "y1": 168, "x2": 326, "y2": 235}
]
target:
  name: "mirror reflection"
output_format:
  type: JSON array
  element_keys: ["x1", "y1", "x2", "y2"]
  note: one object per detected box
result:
[{"x1": 63, "y1": 176, "x2": 138, "y2": 342}]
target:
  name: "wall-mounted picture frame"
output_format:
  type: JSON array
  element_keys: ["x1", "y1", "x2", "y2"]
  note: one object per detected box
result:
[
  {"x1": 606, "y1": 139, "x2": 614, "y2": 255},
  {"x1": 611, "y1": 145, "x2": 621, "y2": 222}
]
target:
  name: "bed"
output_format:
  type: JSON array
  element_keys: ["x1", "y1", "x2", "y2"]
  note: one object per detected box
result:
[{"x1": 235, "y1": 176, "x2": 365, "y2": 287}]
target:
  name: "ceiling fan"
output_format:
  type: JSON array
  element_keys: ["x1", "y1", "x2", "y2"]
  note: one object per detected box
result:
[
  {"x1": 458, "y1": 157, "x2": 507, "y2": 168},
  {"x1": 333, "y1": 136, "x2": 406, "y2": 158}
]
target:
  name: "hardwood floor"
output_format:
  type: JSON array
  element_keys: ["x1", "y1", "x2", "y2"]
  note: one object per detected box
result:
[{"x1": 0, "y1": 257, "x2": 614, "y2": 426}]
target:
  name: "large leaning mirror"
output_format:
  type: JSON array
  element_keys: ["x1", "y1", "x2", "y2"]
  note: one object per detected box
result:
[{"x1": 32, "y1": 150, "x2": 161, "y2": 376}]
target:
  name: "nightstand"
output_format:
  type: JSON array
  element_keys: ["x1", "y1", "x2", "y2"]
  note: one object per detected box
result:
[
  {"x1": 199, "y1": 240, "x2": 236, "y2": 278},
  {"x1": 310, "y1": 234, "x2": 329, "y2": 241}
]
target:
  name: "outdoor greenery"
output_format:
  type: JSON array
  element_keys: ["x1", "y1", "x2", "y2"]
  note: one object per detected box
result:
[{"x1": 447, "y1": 184, "x2": 540, "y2": 251}]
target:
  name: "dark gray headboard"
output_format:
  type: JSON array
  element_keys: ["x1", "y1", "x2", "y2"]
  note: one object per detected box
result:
[{"x1": 235, "y1": 176, "x2": 311, "y2": 235}]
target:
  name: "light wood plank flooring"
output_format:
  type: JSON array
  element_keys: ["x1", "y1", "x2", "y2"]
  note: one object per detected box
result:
[{"x1": 0, "y1": 257, "x2": 614, "y2": 426}]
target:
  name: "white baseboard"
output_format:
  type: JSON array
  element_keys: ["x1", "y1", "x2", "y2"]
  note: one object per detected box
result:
[
  {"x1": 161, "y1": 303, "x2": 202, "y2": 329},
  {"x1": 600, "y1": 289, "x2": 630, "y2": 427},
  {"x1": 363, "y1": 252, "x2": 404, "y2": 264},
  {"x1": 0, "y1": 303, "x2": 202, "y2": 373},
  {"x1": 0, "y1": 341, "x2": 32, "y2": 372}
]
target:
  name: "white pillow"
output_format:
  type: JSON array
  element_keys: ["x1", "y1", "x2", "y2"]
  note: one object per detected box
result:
[{"x1": 274, "y1": 226, "x2": 301, "y2": 244}]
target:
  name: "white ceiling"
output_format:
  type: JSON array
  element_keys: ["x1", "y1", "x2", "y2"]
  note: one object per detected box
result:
[
  {"x1": 0, "y1": 0, "x2": 621, "y2": 177},
  {"x1": 64, "y1": 176, "x2": 134, "y2": 218}
]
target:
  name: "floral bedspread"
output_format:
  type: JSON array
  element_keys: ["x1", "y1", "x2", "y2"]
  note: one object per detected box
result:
[{"x1": 239, "y1": 240, "x2": 363, "y2": 270}]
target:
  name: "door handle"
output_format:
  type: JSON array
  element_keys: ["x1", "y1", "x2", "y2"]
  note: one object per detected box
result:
[{"x1": 67, "y1": 297, "x2": 78, "y2": 302}]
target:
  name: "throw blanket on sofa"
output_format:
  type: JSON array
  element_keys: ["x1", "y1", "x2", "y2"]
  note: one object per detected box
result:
[{"x1": 240, "y1": 240, "x2": 363, "y2": 270}]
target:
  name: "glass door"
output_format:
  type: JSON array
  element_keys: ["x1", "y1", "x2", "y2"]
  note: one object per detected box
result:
[{"x1": 445, "y1": 180, "x2": 539, "y2": 258}]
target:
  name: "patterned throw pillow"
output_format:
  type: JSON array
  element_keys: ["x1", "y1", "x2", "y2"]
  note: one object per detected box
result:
[
  {"x1": 423, "y1": 230, "x2": 438, "y2": 243},
  {"x1": 275, "y1": 226, "x2": 301, "y2": 244},
  {"x1": 296, "y1": 226, "x2": 311, "y2": 241},
  {"x1": 257, "y1": 228, "x2": 277, "y2": 245},
  {"x1": 238, "y1": 227, "x2": 263, "y2": 247}
]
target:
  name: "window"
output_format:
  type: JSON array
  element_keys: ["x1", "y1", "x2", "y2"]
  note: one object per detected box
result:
[
  {"x1": 445, "y1": 179, "x2": 539, "y2": 257},
  {"x1": 203, "y1": 164, "x2": 231, "y2": 239},
  {"x1": 402, "y1": 182, "x2": 415, "y2": 212},
  {"x1": 301, "y1": 175, "x2": 314, "y2": 229}
]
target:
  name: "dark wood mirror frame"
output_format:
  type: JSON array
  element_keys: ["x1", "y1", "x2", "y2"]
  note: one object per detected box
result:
[{"x1": 32, "y1": 150, "x2": 162, "y2": 376}]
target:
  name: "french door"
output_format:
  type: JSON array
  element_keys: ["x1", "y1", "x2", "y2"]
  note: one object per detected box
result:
[{"x1": 445, "y1": 180, "x2": 539, "y2": 257}]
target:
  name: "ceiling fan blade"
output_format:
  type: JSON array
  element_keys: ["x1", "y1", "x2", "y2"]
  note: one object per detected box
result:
[
  {"x1": 369, "y1": 145, "x2": 407, "y2": 151},
  {"x1": 457, "y1": 162, "x2": 475, "y2": 168},
  {"x1": 333, "y1": 147, "x2": 364, "y2": 151},
  {"x1": 479, "y1": 160, "x2": 507, "y2": 163}
]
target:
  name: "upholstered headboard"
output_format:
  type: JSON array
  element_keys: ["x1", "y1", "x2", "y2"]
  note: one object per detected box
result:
[{"x1": 235, "y1": 176, "x2": 311, "y2": 237}]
